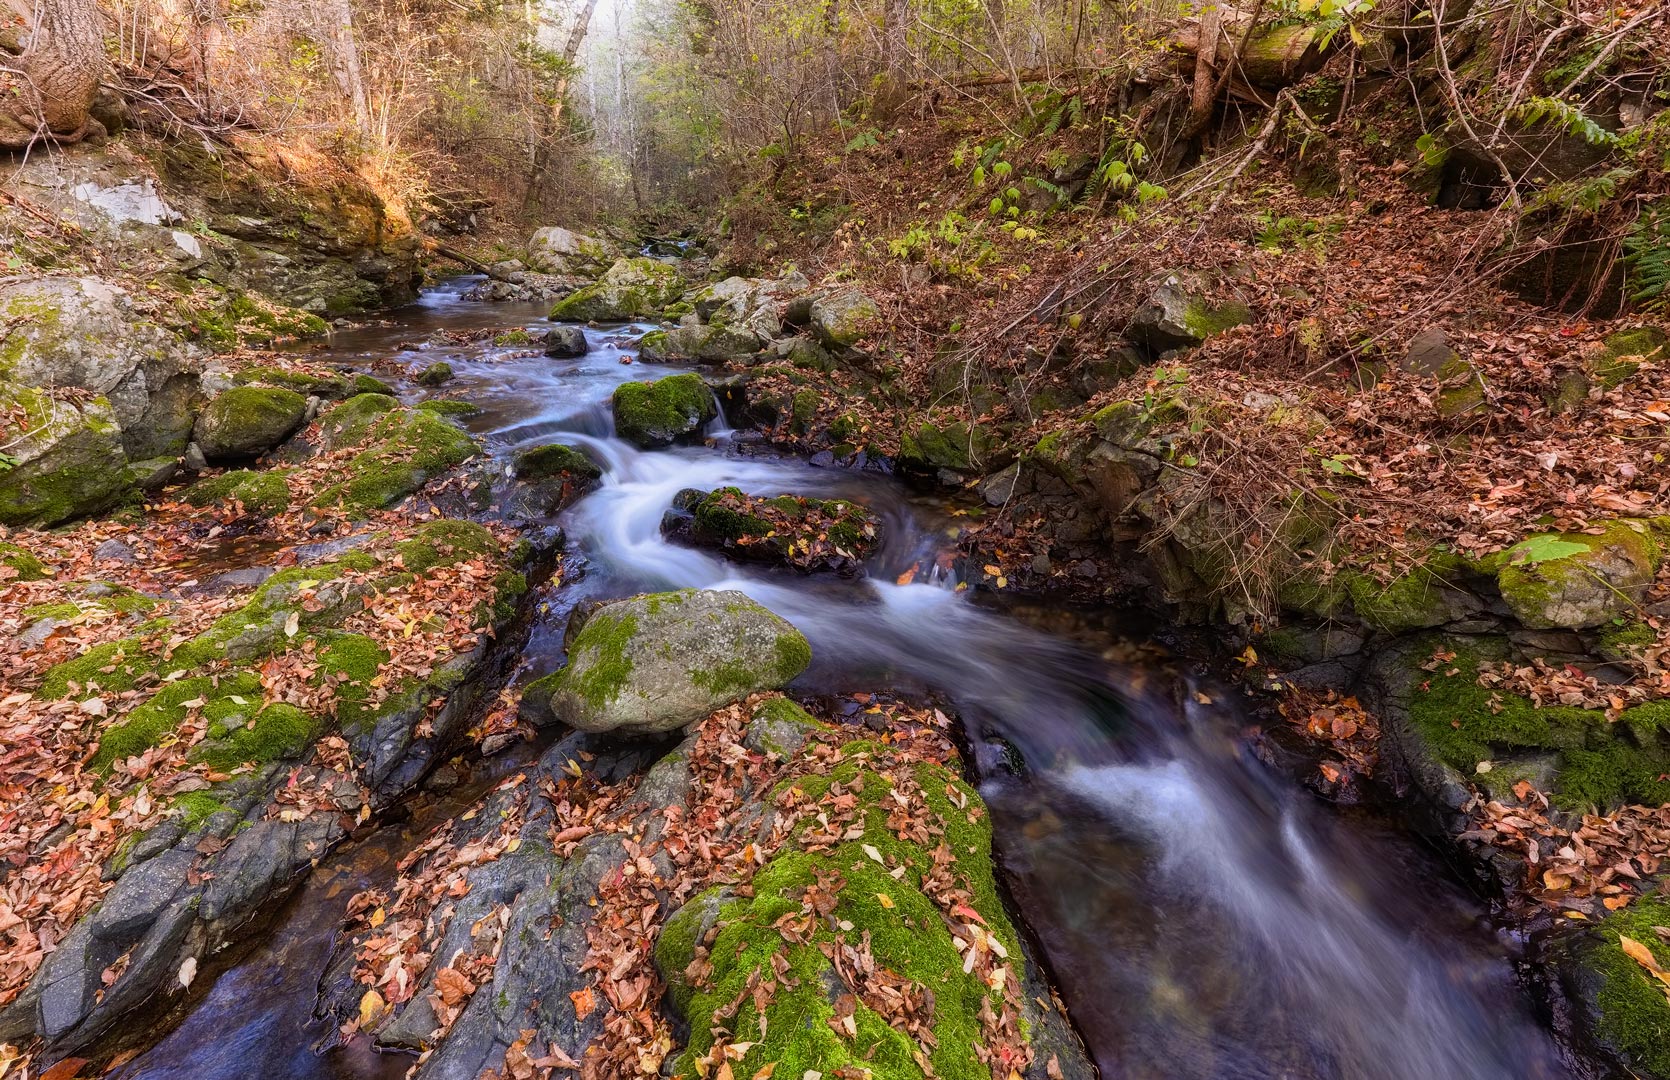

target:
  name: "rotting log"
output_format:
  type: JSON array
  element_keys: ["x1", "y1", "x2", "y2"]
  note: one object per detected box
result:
[{"x1": 1169, "y1": 20, "x2": 1333, "y2": 87}]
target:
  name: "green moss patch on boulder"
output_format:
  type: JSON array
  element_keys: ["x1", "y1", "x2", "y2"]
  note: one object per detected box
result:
[
  {"x1": 550, "y1": 257, "x2": 684, "y2": 322},
  {"x1": 0, "y1": 381, "x2": 130, "y2": 527},
  {"x1": 1574, "y1": 895, "x2": 1670, "y2": 1079},
  {"x1": 1341, "y1": 553, "x2": 1484, "y2": 633},
  {"x1": 310, "y1": 407, "x2": 480, "y2": 516},
  {"x1": 416, "y1": 361, "x2": 455, "y2": 387},
  {"x1": 193, "y1": 386, "x2": 309, "y2": 462},
  {"x1": 318, "y1": 392, "x2": 400, "y2": 449},
  {"x1": 1496, "y1": 521, "x2": 1661, "y2": 630},
  {"x1": 1127, "y1": 276, "x2": 1252, "y2": 350},
  {"x1": 665, "y1": 486, "x2": 881, "y2": 573},
  {"x1": 1404, "y1": 637, "x2": 1670, "y2": 810},
  {"x1": 656, "y1": 744, "x2": 1025, "y2": 1080},
  {"x1": 612, "y1": 373, "x2": 717, "y2": 448},
  {"x1": 513, "y1": 443, "x2": 602, "y2": 482},
  {"x1": 898, "y1": 419, "x2": 996, "y2": 475},
  {"x1": 182, "y1": 469, "x2": 293, "y2": 516},
  {"x1": 519, "y1": 588, "x2": 810, "y2": 736}
]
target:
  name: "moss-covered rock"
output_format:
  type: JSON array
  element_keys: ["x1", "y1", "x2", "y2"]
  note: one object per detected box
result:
[
  {"x1": 656, "y1": 745, "x2": 1024, "y2": 1080},
  {"x1": 1568, "y1": 895, "x2": 1670, "y2": 1079},
  {"x1": 0, "y1": 381, "x2": 130, "y2": 527},
  {"x1": 193, "y1": 386, "x2": 308, "y2": 462},
  {"x1": 1496, "y1": 521, "x2": 1662, "y2": 630},
  {"x1": 808, "y1": 289, "x2": 880, "y2": 349},
  {"x1": 1404, "y1": 637, "x2": 1670, "y2": 810},
  {"x1": 512, "y1": 443, "x2": 601, "y2": 482},
  {"x1": 416, "y1": 361, "x2": 454, "y2": 386},
  {"x1": 525, "y1": 226, "x2": 616, "y2": 276},
  {"x1": 310, "y1": 407, "x2": 480, "y2": 515},
  {"x1": 665, "y1": 486, "x2": 881, "y2": 573},
  {"x1": 182, "y1": 469, "x2": 292, "y2": 516},
  {"x1": 1342, "y1": 554, "x2": 1484, "y2": 633},
  {"x1": 898, "y1": 419, "x2": 996, "y2": 474},
  {"x1": 318, "y1": 392, "x2": 400, "y2": 449},
  {"x1": 550, "y1": 257, "x2": 684, "y2": 322},
  {"x1": 742, "y1": 696, "x2": 827, "y2": 758},
  {"x1": 612, "y1": 373, "x2": 717, "y2": 448},
  {"x1": 1587, "y1": 326, "x2": 1667, "y2": 389},
  {"x1": 0, "y1": 541, "x2": 49, "y2": 581},
  {"x1": 639, "y1": 323, "x2": 765, "y2": 362},
  {"x1": 519, "y1": 588, "x2": 810, "y2": 736},
  {"x1": 1127, "y1": 276, "x2": 1252, "y2": 350}
]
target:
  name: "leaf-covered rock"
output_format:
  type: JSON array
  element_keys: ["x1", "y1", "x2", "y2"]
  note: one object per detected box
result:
[{"x1": 663, "y1": 486, "x2": 881, "y2": 574}]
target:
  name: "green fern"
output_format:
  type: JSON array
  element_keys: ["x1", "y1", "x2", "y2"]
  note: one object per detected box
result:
[
  {"x1": 1524, "y1": 166, "x2": 1637, "y2": 215},
  {"x1": 1624, "y1": 204, "x2": 1670, "y2": 310},
  {"x1": 1511, "y1": 96, "x2": 1617, "y2": 146}
]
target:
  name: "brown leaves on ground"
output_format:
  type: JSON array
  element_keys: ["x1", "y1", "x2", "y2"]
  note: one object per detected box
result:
[{"x1": 1277, "y1": 688, "x2": 1380, "y2": 795}]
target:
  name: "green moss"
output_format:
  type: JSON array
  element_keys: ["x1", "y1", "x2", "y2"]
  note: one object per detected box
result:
[
  {"x1": 93, "y1": 673, "x2": 261, "y2": 768},
  {"x1": 195, "y1": 702, "x2": 319, "y2": 769},
  {"x1": 553, "y1": 610, "x2": 638, "y2": 711},
  {"x1": 24, "y1": 601, "x2": 82, "y2": 621},
  {"x1": 1182, "y1": 297, "x2": 1253, "y2": 339},
  {"x1": 657, "y1": 749, "x2": 1017, "y2": 1080},
  {"x1": 1589, "y1": 895, "x2": 1670, "y2": 1077},
  {"x1": 1405, "y1": 639, "x2": 1670, "y2": 810},
  {"x1": 353, "y1": 374, "x2": 397, "y2": 396},
  {"x1": 898, "y1": 420, "x2": 993, "y2": 472},
  {"x1": 773, "y1": 631, "x2": 812, "y2": 681},
  {"x1": 1590, "y1": 327, "x2": 1667, "y2": 388},
  {"x1": 612, "y1": 374, "x2": 717, "y2": 447},
  {"x1": 393, "y1": 519, "x2": 498, "y2": 573},
  {"x1": 791, "y1": 389, "x2": 818, "y2": 427},
  {"x1": 311, "y1": 409, "x2": 480, "y2": 515},
  {"x1": 0, "y1": 541, "x2": 48, "y2": 580},
  {"x1": 1342, "y1": 554, "x2": 1476, "y2": 632},
  {"x1": 40, "y1": 635, "x2": 160, "y2": 699},
  {"x1": 319, "y1": 393, "x2": 400, "y2": 449},
  {"x1": 512, "y1": 443, "x2": 601, "y2": 481},
  {"x1": 1497, "y1": 521, "x2": 1662, "y2": 629},
  {"x1": 416, "y1": 361, "x2": 454, "y2": 386},
  {"x1": 171, "y1": 790, "x2": 231, "y2": 828},
  {"x1": 234, "y1": 366, "x2": 345, "y2": 396},
  {"x1": 316, "y1": 632, "x2": 390, "y2": 731},
  {"x1": 1597, "y1": 620, "x2": 1657, "y2": 659},
  {"x1": 183, "y1": 469, "x2": 293, "y2": 516},
  {"x1": 492, "y1": 329, "x2": 536, "y2": 346}
]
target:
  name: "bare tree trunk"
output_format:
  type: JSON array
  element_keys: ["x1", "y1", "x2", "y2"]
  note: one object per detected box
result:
[
  {"x1": 549, "y1": 0, "x2": 599, "y2": 129},
  {"x1": 874, "y1": 0, "x2": 910, "y2": 119},
  {"x1": 0, "y1": 0, "x2": 108, "y2": 148},
  {"x1": 323, "y1": 0, "x2": 372, "y2": 135}
]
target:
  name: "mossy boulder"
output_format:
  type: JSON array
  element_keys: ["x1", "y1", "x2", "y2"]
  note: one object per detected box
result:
[
  {"x1": 193, "y1": 386, "x2": 308, "y2": 462},
  {"x1": 0, "y1": 541, "x2": 49, "y2": 581},
  {"x1": 310, "y1": 406, "x2": 480, "y2": 516},
  {"x1": 1564, "y1": 895, "x2": 1670, "y2": 1079},
  {"x1": 639, "y1": 323, "x2": 765, "y2": 362},
  {"x1": 416, "y1": 361, "x2": 454, "y2": 386},
  {"x1": 318, "y1": 392, "x2": 400, "y2": 449},
  {"x1": 182, "y1": 469, "x2": 292, "y2": 516},
  {"x1": 518, "y1": 588, "x2": 811, "y2": 736},
  {"x1": 1127, "y1": 276, "x2": 1252, "y2": 350},
  {"x1": 612, "y1": 373, "x2": 717, "y2": 448},
  {"x1": 550, "y1": 257, "x2": 684, "y2": 322},
  {"x1": 692, "y1": 273, "x2": 807, "y2": 340},
  {"x1": 898, "y1": 419, "x2": 996, "y2": 474},
  {"x1": 655, "y1": 746, "x2": 1026, "y2": 1080},
  {"x1": 808, "y1": 289, "x2": 880, "y2": 349},
  {"x1": 508, "y1": 442, "x2": 602, "y2": 516},
  {"x1": 664, "y1": 486, "x2": 881, "y2": 573},
  {"x1": 1342, "y1": 555, "x2": 1484, "y2": 633},
  {"x1": 1496, "y1": 522, "x2": 1661, "y2": 630},
  {"x1": 0, "y1": 381, "x2": 130, "y2": 527},
  {"x1": 1586, "y1": 326, "x2": 1667, "y2": 389}
]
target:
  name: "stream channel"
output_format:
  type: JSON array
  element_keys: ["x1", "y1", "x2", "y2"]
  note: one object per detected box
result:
[{"x1": 116, "y1": 279, "x2": 1584, "y2": 1080}]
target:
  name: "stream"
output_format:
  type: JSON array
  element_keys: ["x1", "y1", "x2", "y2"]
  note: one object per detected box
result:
[{"x1": 118, "y1": 279, "x2": 1582, "y2": 1080}]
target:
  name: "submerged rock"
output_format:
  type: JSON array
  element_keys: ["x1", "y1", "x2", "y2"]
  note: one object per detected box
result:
[
  {"x1": 612, "y1": 372, "x2": 716, "y2": 448},
  {"x1": 662, "y1": 486, "x2": 881, "y2": 574},
  {"x1": 549, "y1": 257, "x2": 684, "y2": 322},
  {"x1": 192, "y1": 386, "x2": 308, "y2": 462},
  {"x1": 519, "y1": 588, "x2": 811, "y2": 735},
  {"x1": 0, "y1": 381, "x2": 130, "y2": 527}
]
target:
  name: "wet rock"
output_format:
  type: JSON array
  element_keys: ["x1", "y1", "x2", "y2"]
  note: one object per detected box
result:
[
  {"x1": 612, "y1": 373, "x2": 717, "y2": 448},
  {"x1": 743, "y1": 697, "x2": 826, "y2": 759},
  {"x1": 808, "y1": 289, "x2": 880, "y2": 349},
  {"x1": 1496, "y1": 521, "x2": 1662, "y2": 630},
  {"x1": 506, "y1": 443, "x2": 602, "y2": 516},
  {"x1": 192, "y1": 386, "x2": 309, "y2": 462},
  {"x1": 662, "y1": 486, "x2": 881, "y2": 574},
  {"x1": 201, "y1": 817, "x2": 345, "y2": 924},
  {"x1": 0, "y1": 382, "x2": 130, "y2": 527},
  {"x1": 549, "y1": 257, "x2": 684, "y2": 322},
  {"x1": 519, "y1": 588, "x2": 811, "y2": 736},
  {"x1": 1127, "y1": 275, "x2": 1252, "y2": 350},
  {"x1": 542, "y1": 325, "x2": 588, "y2": 358},
  {"x1": 417, "y1": 361, "x2": 455, "y2": 386}
]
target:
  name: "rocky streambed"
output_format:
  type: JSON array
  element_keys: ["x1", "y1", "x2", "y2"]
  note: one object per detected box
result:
[{"x1": 0, "y1": 255, "x2": 1656, "y2": 1080}]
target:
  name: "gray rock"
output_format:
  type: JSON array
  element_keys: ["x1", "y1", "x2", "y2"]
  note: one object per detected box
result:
[
  {"x1": 979, "y1": 462, "x2": 1024, "y2": 506},
  {"x1": 1402, "y1": 327, "x2": 1461, "y2": 376},
  {"x1": 200, "y1": 817, "x2": 344, "y2": 923},
  {"x1": 549, "y1": 257, "x2": 684, "y2": 322},
  {"x1": 192, "y1": 386, "x2": 309, "y2": 462},
  {"x1": 639, "y1": 323, "x2": 764, "y2": 362},
  {"x1": 543, "y1": 325, "x2": 588, "y2": 358},
  {"x1": 125, "y1": 455, "x2": 180, "y2": 491},
  {"x1": 525, "y1": 226, "x2": 615, "y2": 276},
  {"x1": 0, "y1": 383, "x2": 130, "y2": 527},
  {"x1": 808, "y1": 289, "x2": 880, "y2": 349},
  {"x1": 743, "y1": 698, "x2": 824, "y2": 759},
  {"x1": 519, "y1": 589, "x2": 812, "y2": 736},
  {"x1": 183, "y1": 441, "x2": 208, "y2": 472},
  {"x1": 93, "y1": 539, "x2": 137, "y2": 563},
  {"x1": 90, "y1": 849, "x2": 194, "y2": 941},
  {"x1": 1127, "y1": 275, "x2": 1252, "y2": 350}
]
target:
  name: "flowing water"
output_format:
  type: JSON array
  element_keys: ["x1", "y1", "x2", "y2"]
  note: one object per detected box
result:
[{"x1": 119, "y1": 279, "x2": 1584, "y2": 1080}]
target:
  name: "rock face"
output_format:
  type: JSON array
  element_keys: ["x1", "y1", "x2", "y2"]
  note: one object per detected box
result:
[
  {"x1": 519, "y1": 589, "x2": 812, "y2": 736},
  {"x1": 693, "y1": 272, "x2": 809, "y2": 340},
  {"x1": 612, "y1": 373, "x2": 717, "y2": 448},
  {"x1": 808, "y1": 289, "x2": 880, "y2": 349},
  {"x1": 1126, "y1": 276, "x2": 1252, "y2": 350},
  {"x1": 1496, "y1": 522, "x2": 1662, "y2": 629},
  {"x1": 0, "y1": 382, "x2": 129, "y2": 526},
  {"x1": 550, "y1": 257, "x2": 684, "y2": 322},
  {"x1": 192, "y1": 386, "x2": 309, "y2": 462},
  {"x1": 524, "y1": 226, "x2": 615, "y2": 276},
  {"x1": 0, "y1": 276, "x2": 200, "y2": 458}
]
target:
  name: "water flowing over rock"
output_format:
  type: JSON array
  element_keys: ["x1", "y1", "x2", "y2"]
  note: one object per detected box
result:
[{"x1": 519, "y1": 589, "x2": 811, "y2": 735}]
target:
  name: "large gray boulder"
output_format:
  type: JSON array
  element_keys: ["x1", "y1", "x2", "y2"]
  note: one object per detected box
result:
[
  {"x1": 0, "y1": 276, "x2": 200, "y2": 458},
  {"x1": 525, "y1": 226, "x2": 615, "y2": 276},
  {"x1": 611, "y1": 373, "x2": 717, "y2": 448},
  {"x1": 0, "y1": 381, "x2": 130, "y2": 526},
  {"x1": 549, "y1": 257, "x2": 683, "y2": 322},
  {"x1": 1127, "y1": 275, "x2": 1252, "y2": 350},
  {"x1": 691, "y1": 272, "x2": 809, "y2": 341},
  {"x1": 638, "y1": 323, "x2": 765, "y2": 362},
  {"x1": 519, "y1": 589, "x2": 812, "y2": 736},
  {"x1": 808, "y1": 289, "x2": 880, "y2": 349},
  {"x1": 192, "y1": 386, "x2": 309, "y2": 462},
  {"x1": 1496, "y1": 522, "x2": 1662, "y2": 629}
]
